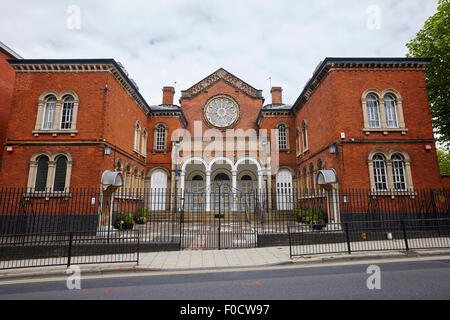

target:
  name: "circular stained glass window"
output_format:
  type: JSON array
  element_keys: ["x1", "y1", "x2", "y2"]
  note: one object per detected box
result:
[{"x1": 203, "y1": 95, "x2": 240, "y2": 129}]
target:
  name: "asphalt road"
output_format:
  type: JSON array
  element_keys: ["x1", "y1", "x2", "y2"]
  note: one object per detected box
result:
[{"x1": 1, "y1": 258, "x2": 449, "y2": 305}]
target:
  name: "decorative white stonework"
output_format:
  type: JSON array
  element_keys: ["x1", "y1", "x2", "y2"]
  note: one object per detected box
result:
[
  {"x1": 203, "y1": 95, "x2": 240, "y2": 130},
  {"x1": 181, "y1": 68, "x2": 263, "y2": 99}
]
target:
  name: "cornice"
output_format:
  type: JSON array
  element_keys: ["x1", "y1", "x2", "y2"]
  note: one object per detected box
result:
[
  {"x1": 292, "y1": 58, "x2": 431, "y2": 114},
  {"x1": 8, "y1": 59, "x2": 151, "y2": 116}
]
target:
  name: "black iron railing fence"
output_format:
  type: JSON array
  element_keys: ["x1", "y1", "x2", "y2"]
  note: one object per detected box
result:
[
  {"x1": 288, "y1": 218, "x2": 450, "y2": 257},
  {"x1": 0, "y1": 230, "x2": 139, "y2": 270},
  {"x1": 0, "y1": 187, "x2": 448, "y2": 268},
  {"x1": 0, "y1": 187, "x2": 448, "y2": 236}
]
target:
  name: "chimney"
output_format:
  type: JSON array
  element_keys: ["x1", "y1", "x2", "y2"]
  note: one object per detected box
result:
[
  {"x1": 271, "y1": 87, "x2": 282, "y2": 105},
  {"x1": 162, "y1": 86, "x2": 175, "y2": 105}
]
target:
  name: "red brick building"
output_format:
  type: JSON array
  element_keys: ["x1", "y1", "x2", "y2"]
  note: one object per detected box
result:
[
  {"x1": 0, "y1": 55, "x2": 444, "y2": 220},
  {"x1": 0, "y1": 41, "x2": 22, "y2": 175}
]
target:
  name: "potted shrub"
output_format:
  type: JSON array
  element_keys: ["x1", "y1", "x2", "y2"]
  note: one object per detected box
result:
[
  {"x1": 311, "y1": 209, "x2": 328, "y2": 230},
  {"x1": 135, "y1": 207, "x2": 148, "y2": 224},
  {"x1": 113, "y1": 212, "x2": 134, "y2": 230}
]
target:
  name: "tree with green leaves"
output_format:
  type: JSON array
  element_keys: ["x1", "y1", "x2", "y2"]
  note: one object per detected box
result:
[
  {"x1": 406, "y1": 0, "x2": 450, "y2": 147},
  {"x1": 437, "y1": 148, "x2": 450, "y2": 174}
]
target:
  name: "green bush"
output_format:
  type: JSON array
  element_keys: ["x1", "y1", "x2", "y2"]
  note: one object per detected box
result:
[
  {"x1": 134, "y1": 207, "x2": 148, "y2": 224},
  {"x1": 294, "y1": 207, "x2": 328, "y2": 224}
]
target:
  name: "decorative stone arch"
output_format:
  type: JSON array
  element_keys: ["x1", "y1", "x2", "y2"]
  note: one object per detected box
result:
[
  {"x1": 301, "y1": 119, "x2": 309, "y2": 152},
  {"x1": 387, "y1": 148, "x2": 413, "y2": 190},
  {"x1": 181, "y1": 157, "x2": 208, "y2": 172},
  {"x1": 141, "y1": 127, "x2": 148, "y2": 157},
  {"x1": 35, "y1": 90, "x2": 79, "y2": 133},
  {"x1": 317, "y1": 158, "x2": 325, "y2": 170},
  {"x1": 234, "y1": 156, "x2": 262, "y2": 172},
  {"x1": 123, "y1": 163, "x2": 132, "y2": 189},
  {"x1": 186, "y1": 170, "x2": 206, "y2": 181},
  {"x1": 208, "y1": 156, "x2": 234, "y2": 171},
  {"x1": 114, "y1": 158, "x2": 124, "y2": 172},
  {"x1": 295, "y1": 127, "x2": 301, "y2": 156},
  {"x1": 27, "y1": 150, "x2": 73, "y2": 191},
  {"x1": 134, "y1": 120, "x2": 141, "y2": 152},
  {"x1": 237, "y1": 170, "x2": 257, "y2": 181},
  {"x1": 308, "y1": 162, "x2": 316, "y2": 190},
  {"x1": 367, "y1": 148, "x2": 414, "y2": 191}
]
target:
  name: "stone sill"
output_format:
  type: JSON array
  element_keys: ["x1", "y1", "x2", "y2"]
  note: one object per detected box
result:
[
  {"x1": 32, "y1": 130, "x2": 78, "y2": 137},
  {"x1": 363, "y1": 128, "x2": 408, "y2": 136},
  {"x1": 369, "y1": 190, "x2": 417, "y2": 199}
]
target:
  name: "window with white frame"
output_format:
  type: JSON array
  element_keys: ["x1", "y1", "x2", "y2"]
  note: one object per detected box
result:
[
  {"x1": 372, "y1": 154, "x2": 387, "y2": 191},
  {"x1": 42, "y1": 95, "x2": 57, "y2": 130},
  {"x1": 362, "y1": 89, "x2": 406, "y2": 135},
  {"x1": 34, "y1": 91, "x2": 79, "y2": 135},
  {"x1": 156, "y1": 124, "x2": 166, "y2": 151},
  {"x1": 368, "y1": 149, "x2": 413, "y2": 192},
  {"x1": 391, "y1": 154, "x2": 406, "y2": 190},
  {"x1": 366, "y1": 94, "x2": 380, "y2": 128},
  {"x1": 384, "y1": 94, "x2": 398, "y2": 128},
  {"x1": 60, "y1": 95, "x2": 74, "y2": 130},
  {"x1": 277, "y1": 124, "x2": 287, "y2": 150}
]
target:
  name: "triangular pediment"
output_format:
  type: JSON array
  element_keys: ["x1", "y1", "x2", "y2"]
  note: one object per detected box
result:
[{"x1": 180, "y1": 68, "x2": 263, "y2": 100}]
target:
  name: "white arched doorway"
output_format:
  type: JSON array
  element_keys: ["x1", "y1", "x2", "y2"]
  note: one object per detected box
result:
[
  {"x1": 276, "y1": 169, "x2": 293, "y2": 210},
  {"x1": 150, "y1": 169, "x2": 168, "y2": 211}
]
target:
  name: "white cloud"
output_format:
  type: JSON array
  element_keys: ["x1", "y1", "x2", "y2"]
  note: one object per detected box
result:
[{"x1": 0, "y1": 0, "x2": 439, "y2": 105}]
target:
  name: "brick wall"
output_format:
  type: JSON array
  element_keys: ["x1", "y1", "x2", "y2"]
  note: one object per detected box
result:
[
  {"x1": 294, "y1": 67, "x2": 442, "y2": 189},
  {"x1": 0, "y1": 49, "x2": 16, "y2": 177}
]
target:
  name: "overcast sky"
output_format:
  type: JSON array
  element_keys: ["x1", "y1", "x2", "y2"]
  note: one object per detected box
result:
[{"x1": 0, "y1": 0, "x2": 439, "y2": 106}]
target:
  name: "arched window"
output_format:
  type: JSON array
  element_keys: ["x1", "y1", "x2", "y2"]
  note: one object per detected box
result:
[
  {"x1": 366, "y1": 94, "x2": 380, "y2": 128},
  {"x1": 214, "y1": 173, "x2": 230, "y2": 181},
  {"x1": 43, "y1": 95, "x2": 57, "y2": 130},
  {"x1": 302, "y1": 120, "x2": 309, "y2": 151},
  {"x1": 373, "y1": 154, "x2": 387, "y2": 191},
  {"x1": 141, "y1": 128, "x2": 148, "y2": 156},
  {"x1": 53, "y1": 156, "x2": 68, "y2": 191},
  {"x1": 384, "y1": 94, "x2": 398, "y2": 128},
  {"x1": 296, "y1": 127, "x2": 301, "y2": 156},
  {"x1": 35, "y1": 155, "x2": 49, "y2": 191},
  {"x1": 61, "y1": 95, "x2": 74, "y2": 129},
  {"x1": 156, "y1": 124, "x2": 166, "y2": 151},
  {"x1": 391, "y1": 154, "x2": 406, "y2": 190},
  {"x1": 278, "y1": 124, "x2": 287, "y2": 150},
  {"x1": 134, "y1": 121, "x2": 141, "y2": 152},
  {"x1": 192, "y1": 175, "x2": 204, "y2": 181}
]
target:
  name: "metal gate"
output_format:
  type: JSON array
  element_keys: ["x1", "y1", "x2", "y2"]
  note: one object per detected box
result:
[{"x1": 180, "y1": 188, "x2": 258, "y2": 250}]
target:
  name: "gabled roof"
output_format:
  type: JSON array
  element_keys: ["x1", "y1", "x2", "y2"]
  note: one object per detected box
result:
[
  {"x1": 180, "y1": 68, "x2": 263, "y2": 100},
  {"x1": 0, "y1": 41, "x2": 22, "y2": 59}
]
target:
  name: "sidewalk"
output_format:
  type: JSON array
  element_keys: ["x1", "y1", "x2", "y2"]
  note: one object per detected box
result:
[{"x1": 2, "y1": 246, "x2": 450, "y2": 281}]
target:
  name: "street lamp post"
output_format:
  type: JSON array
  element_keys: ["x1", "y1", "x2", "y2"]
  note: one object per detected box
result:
[
  {"x1": 262, "y1": 140, "x2": 269, "y2": 214},
  {"x1": 173, "y1": 142, "x2": 181, "y2": 216}
]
